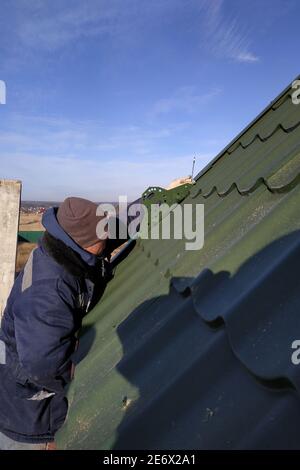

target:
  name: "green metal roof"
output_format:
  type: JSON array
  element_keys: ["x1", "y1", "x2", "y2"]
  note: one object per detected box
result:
[
  {"x1": 18, "y1": 231, "x2": 44, "y2": 243},
  {"x1": 57, "y1": 77, "x2": 300, "y2": 449}
]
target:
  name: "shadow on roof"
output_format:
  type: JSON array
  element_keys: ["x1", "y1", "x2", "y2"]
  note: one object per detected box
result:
[{"x1": 109, "y1": 230, "x2": 300, "y2": 449}]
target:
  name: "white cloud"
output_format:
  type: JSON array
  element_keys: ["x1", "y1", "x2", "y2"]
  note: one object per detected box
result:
[
  {"x1": 152, "y1": 86, "x2": 222, "y2": 115},
  {"x1": 2, "y1": 0, "x2": 183, "y2": 53},
  {"x1": 236, "y1": 52, "x2": 260, "y2": 63},
  {"x1": 1, "y1": 151, "x2": 212, "y2": 201},
  {"x1": 0, "y1": 114, "x2": 188, "y2": 157},
  {"x1": 0, "y1": 0, "x2": 260, "y2": 72},
  {"x1": 16, "y1": 1, "x2": 118, "y2": 51},
  {"x1": 199, "y1": 0, "x2": 259, "y2": 64},
  {"x1": 0, "y1": 113, "x2": 212, "y2": 200}
]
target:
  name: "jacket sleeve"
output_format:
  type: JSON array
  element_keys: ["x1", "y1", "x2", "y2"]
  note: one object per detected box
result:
[{"x1": 12, "y1": 278, "x2": 78, "y2": 394}]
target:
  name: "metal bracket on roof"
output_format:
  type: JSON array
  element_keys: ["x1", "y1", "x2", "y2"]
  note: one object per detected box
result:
[{"x1": 142, "y1": 183, "x2": 193, "y2": 209}]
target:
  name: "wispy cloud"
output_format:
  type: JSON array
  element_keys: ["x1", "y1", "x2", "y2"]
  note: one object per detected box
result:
[
  {"x1": 1, "y1": 0, "x2": 181, "y2": 54},
  {"x1": 1, "y1": 151, "x2": 212, "y2": 201},
  {"x1": 15, "y1": 1, "x2": 118, "y2": 51},
  {"x1": 235, "y1": 52, "x2": 259, "y2": 64},
  {"x1": 0, "y1": 113, "x2": 208, "y2": 199},
  {"x1": 152, "y1": 86, "x2": 222, "y2": 116},
  {"x1": 1, "y1": 114, "x2": 190, "y2": 157},
  {"x1": 199, "y1": 0, "x2": 259, "y2": 63},
  {"x1": 0, "y1": 0, "x2": 137, "y2": 72},
  {"x1": 0, "y1": 0, "x2": 260, "y2": 72},
  {"x1": 0, "y1": 0, "x2": 191, "y2": 74}
]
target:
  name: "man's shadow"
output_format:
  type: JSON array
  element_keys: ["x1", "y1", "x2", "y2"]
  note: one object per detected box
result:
[
  {"x1": 73, "y1": 230, "x2": 300, "y2": 449},
  {"x1": 113, "y1": 230, "x2": 300, "y2": 449}
]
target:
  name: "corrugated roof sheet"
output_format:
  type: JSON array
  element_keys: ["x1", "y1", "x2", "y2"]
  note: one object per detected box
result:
[{"x1": 57, "y1": 77, "x2": 300, "y2": 449}]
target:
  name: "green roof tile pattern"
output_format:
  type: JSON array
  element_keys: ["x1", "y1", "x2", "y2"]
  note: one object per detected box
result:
[{"x1": 56, "y1": 76, "x2": 300, "y2": 449}]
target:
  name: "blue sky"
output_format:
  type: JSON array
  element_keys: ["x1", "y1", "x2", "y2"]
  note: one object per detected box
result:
[{"x1": 0, "y1": 0, "x2": 299, "y2": 201}]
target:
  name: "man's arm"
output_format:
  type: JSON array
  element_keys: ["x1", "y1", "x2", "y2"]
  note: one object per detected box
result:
[
  {"x1": 105, "y1": 197, "x2": 142, "y2": 255},
  {"x1": 12, "y1": 278, "x2": 77, "y2": 394}
]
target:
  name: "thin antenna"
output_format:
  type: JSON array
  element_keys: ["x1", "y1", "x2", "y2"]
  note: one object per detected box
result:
[{"x1": 191, "y1": 156, "x2": 196, "y2": 180}]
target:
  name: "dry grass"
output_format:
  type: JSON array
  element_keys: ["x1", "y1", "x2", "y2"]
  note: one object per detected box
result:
[
  {"x1": 16, "y1": 242, "x2": 36, "y2": 274},
  {"x1": 19, "y1": 213, "x2": 43, "y2": 231},
  {"x1": 16, "y1": 213, "x2": 43, "y2": 274}
]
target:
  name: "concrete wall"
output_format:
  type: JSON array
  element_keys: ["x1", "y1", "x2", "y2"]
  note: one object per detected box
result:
[{"x1": 0, "y1": 180, "x2": 21, "y2": 318}]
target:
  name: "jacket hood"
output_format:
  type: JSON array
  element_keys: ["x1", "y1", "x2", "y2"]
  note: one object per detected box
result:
[{"x1": 42, "y1": 207, "x2": 97, "y2": 266}]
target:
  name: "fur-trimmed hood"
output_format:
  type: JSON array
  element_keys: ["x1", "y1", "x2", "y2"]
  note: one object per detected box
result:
[
  {"x1": 40, "y1": 206, "x2": 112, "y2": 283},
  {"x1": 41, "y1": 231, "x2": 111, "y2": 283}
]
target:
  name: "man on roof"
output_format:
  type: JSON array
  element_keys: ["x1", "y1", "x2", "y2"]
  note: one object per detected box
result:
[{"x1": 0, "y1": 197, "x2": 118, "y2": 450}]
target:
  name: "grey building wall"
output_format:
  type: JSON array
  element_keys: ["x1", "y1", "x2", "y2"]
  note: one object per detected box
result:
[{"x1": 0, "y1": 180, "x2": 21, "y2": 318}]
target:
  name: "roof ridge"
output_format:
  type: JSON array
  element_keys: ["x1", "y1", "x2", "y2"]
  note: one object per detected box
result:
[
  {"x1": 195, "y1": 75, "x2": 300, "y2": 182},
  {"x1": 270, "y1": 91, "x2": 291, "y2": 110}
]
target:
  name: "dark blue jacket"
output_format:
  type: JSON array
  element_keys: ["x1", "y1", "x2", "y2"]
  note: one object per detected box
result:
[{"x1": 0, "y1": 207, "x2": 107, "y2": 443}]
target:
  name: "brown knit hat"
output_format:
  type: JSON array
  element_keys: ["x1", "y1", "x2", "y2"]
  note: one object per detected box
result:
[{"x1": 57, "y1": 197, "x2": 108, "y2": 248}]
